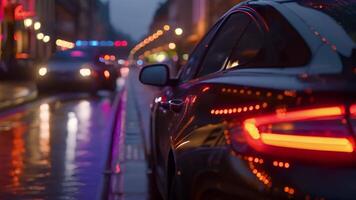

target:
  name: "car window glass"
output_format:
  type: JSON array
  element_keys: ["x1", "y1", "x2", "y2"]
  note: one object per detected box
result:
[
  {"x1": 179, "y1": 23, "x2": 219, "y2": 82},
  {"x1": 226, "y1": 20, "x2": 264, "y2": 69},
  {"x1": 227, "y1": 5, "x2": 311, "y2": 69},
  {"x1": 197, "y1": 13, "x2": 251, "y2": 77}
]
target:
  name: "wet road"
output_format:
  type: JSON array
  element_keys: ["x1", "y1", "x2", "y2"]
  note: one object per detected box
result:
[{"x1": 0, "y1": 93, "x2": 117, "y2": 200}]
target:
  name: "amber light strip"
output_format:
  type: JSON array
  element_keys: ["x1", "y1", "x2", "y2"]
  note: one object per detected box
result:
[
  {"x1": 211, "y1": 103, "x2": 267, "y2": 115},
  {"x1": 261, "y1": 133, "x2": 353, "y2": 153}
]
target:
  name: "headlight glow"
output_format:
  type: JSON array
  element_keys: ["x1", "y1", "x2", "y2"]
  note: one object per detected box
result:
[
  {"x1": 38, "y1": 67, "x2": 48, "y2": 76},
  {"x1": 80, "y1": 68, "x2": 91, "y2": 77}
]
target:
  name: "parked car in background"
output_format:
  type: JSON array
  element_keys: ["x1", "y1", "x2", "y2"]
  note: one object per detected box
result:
[
  {"x1": 36, "y1": 49, "x2": 118, "y2": 94},
  {"x1": 95, "y1": 53, "x2": 121, "y2": 91},
  {"x1": 140, "y1": 0, "x2": 356, "y2": 199}
]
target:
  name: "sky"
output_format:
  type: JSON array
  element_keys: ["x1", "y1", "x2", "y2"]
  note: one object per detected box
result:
[{"x1": 104, "y1": 0, "x2": 166, "y2": 41}]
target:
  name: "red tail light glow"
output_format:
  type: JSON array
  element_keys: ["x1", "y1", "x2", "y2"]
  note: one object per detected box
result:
[
  {"x1": 243, "y1": 106, "x2": 354, "y2": 153},
  {"x1": 104, "y1": 70, "x2": 110, "y2": 79},
  {"x1": 261, "y1": 133, "x2": 353, "y2": 153},
  {"x1": 350, "y1": 104, "x2": 356, "y2": 116}
]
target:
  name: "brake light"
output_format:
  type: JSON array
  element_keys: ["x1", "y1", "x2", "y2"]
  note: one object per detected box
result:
[
  {"x1": 243, "y1": 106, "x2": 354, "y2": 153},
  {"x1": 261, "y1": 134, "x2": 353, "y2": 153},
  {"x1": 104, "y1": 70, "x2": 110, "y2": 79}
]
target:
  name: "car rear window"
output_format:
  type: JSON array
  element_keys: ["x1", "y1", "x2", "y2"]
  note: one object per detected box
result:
[
  {"x1": 51, "y1": 50, "x2": 92, "y2": 62},
  {"x1": 298, "y1": 0, "x2": 356, "y2": 43},
  {"x1": 226, "y1": 5, "x2": 311, "y2": 69}
]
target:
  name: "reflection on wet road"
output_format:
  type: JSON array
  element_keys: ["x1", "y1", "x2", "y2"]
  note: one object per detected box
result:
[{"x1": 0, "y1": 94, "x2": 116, "y2": 199}]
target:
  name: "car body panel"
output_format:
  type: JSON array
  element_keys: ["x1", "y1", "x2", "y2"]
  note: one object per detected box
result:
[{"x1": 147, "y1": 0, "x2": 356, "y2": 199}]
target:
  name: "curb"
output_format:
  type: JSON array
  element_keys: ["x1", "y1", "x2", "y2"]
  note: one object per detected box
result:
[{"x1": 100, "y1": 82, "x2": 127, "y2": 200}]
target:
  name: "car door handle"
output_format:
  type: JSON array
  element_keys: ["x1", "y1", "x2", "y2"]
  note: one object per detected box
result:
[{"x1": 169, "y1": 99, "x2": 184, "y2": 113}]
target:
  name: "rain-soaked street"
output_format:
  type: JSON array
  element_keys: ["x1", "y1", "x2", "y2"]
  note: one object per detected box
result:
[
  {"x1": 0, "y1": 92, "x2": 120, "y2": 199},
  {"x1": 2, "y1": 0, "x2": 356, "y2": 199}
]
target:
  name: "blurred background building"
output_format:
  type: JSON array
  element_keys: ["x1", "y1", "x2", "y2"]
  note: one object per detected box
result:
[
  {"x1": 0, "y1": 0, "x2": 130, "y2": 80},
  {"x1": 130, "y1": 0, "x2": 243, "y2": 72}
]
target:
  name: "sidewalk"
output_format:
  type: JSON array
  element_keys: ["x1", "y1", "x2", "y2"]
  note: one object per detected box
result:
[
  {"x1": 129, "y1": 67, "x2": 160, "y2": 155},
  {"x1": 106, "y1": 68, "x2": 161, "y2": 200},
  {"x1": 0, "y1": 81, "x2": 37, "y2": 110},
  {"x1": 107, "y1": 79, "x2": 149, "y2": 200}
]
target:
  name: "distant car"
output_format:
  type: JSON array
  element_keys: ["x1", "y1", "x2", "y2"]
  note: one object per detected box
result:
[
  {"x1": 36, "y1": 49, "x2": 117, "y2": 93},
  {"x1": 95, "y1": 54, "x2": 120, "y2": 91},
  {"x1": 140, "y1": 0, "x2": 356, "y2": 200}
]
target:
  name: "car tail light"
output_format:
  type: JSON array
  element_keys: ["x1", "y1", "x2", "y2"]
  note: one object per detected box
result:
[
  {"x1": 104, "y1": 70, "x2": 110, "y2": 79},
  {"x1": 351, "y1": 104, "x2": 356, "y2": 116},
  {"x1": 350, "y1": 104, "x2": 356, "y2": 141},
  {"x1": 241, "y1": 106, "x2": 355, "y2": 159}
]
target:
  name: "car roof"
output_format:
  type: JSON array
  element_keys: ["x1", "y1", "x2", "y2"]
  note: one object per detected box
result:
[{"x1": 227, "y1": 0, "x2": 355, "y2": 57}]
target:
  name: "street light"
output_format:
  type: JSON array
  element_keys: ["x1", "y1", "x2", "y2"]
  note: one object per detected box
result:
[
  {"x1": 43, "y1": 35, "x2": 50, "y2": 43},
  {"x1": 175, "y1": 28, "x2": 183, "y2": 36},
  {"x1": 168, "y1": 42, "x2": 176, "y2": 50},
  {"x1": 163, "y1": 25, "x2": 170, "y2": 31},
  {"x1": 38, "y1": 67, "x2": 48, "y2": 76},
  {"x1": 24, "y1": 18, "x2": 33, "y2": 28},
  {"x1": 36, "y1": 33, "x2": 44, "y2": 40},
  {"x1": 157, "y1": 30, "x2": 163, "y2": 36},
  {"x1": 34, "y1": 22, "x2": 41, "y2": 30}
]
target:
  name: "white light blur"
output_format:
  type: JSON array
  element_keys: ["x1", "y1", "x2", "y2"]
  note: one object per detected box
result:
[
  {"x1": 136, "y1": 60, "x2": 143, "y2": 66},
  {"x1": 156, "y1": 53, "x2": 166, "y2": 62},
  {"x1": 65, "y1": 112, "x2": 78, "y2": 177},
  {"x1": 154, "y1": 97, "x2": 162, "y2": 103},
  {"x1": 118, "y1": 59, "x2": 125, "y2": 65},
  {"x1": 36, "y1": 33, "x2": 44, "y2": 40},
  {"x1": 175, "y1": 28, "x2": 183, "y2": 36},
  {"x1": 77, "y1": 100, "x2": 91, "y2": 121},
  {"x1": 120, "y1": 67, "x2": 130, "y2": 77},
  {"x1": 34, "y1": 22, "x2": 41, "y2": 30},
  {"x1": 38, "y1": 67, "x2": 47, "y2": 76},
  {"x1": 39, "y1": 103, "x2": 50, "y2": 155},
  {"x1": 79, "y1": 68, "x2": 91, "y2": 77},
  {"x1": 176, "y1": 140, "x2": 190, "y2": 149},
  {"x1": 43, "y1": 35, "x2": 50, "y2": 43},
  {"x1": 75, "y1": 100, "x2": 92, "y2": 143},
  {"x1": 24, "y1": 18, "x2": 33, "y2": 27},
  {"x1": 168, "y1": 42, "x2": 176, "y2": 50}
]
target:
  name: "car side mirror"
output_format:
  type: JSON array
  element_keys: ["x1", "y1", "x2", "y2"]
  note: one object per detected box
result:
[{"x1": 139, "y1": 64, "x2": 170, "y2": 86}]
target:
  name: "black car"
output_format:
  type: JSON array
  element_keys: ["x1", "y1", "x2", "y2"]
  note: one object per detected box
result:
[
  {"x1": 36, "y1": 49, "x2": 117, "y2": 93},
  {"x1": 139, "y1": 0, "x2": 356, "y2": 199},
  {"x1": 95, "y1": 54, "x2": 120, "y2": 91}
]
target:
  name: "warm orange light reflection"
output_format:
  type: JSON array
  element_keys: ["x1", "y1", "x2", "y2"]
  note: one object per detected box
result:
[
  {"x1": 244, "y1": 119, "x2": 260, "y2": 139},
  {"x1": 261, "y1": 133, "x2": 353, "y2": 153},
  {"x1": 202, "y1": 86, "x2": 210, "y2": 92},
  {"x1": 273, "y1": 161, "x2": 290, "y2": 168},
  {"x1": 10, "y1": 125, "x2": 26, "y2": 188},
  {"x1": 211, "y1": 103, "x2": 266, "y2": 116},
  {"x1": 284, "y1": 186, "x2": 295, "y2": 195}
]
